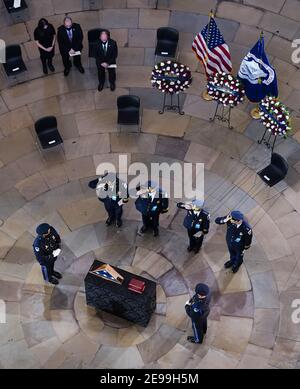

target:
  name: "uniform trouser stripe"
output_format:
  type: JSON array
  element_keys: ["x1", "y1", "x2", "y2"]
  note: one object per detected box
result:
[
  {"x1": 41, "y1": 265, "x2": 49, "y2": 282},
  {"x1": 192, "y1": 321, "x2": 200, "y2": 343}
]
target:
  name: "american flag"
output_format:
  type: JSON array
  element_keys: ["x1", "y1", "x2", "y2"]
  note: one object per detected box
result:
[{"x1": 192, "y1": 17, "x2": 232, "y2": 77}]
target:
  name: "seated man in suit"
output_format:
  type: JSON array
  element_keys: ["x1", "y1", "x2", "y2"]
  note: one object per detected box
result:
[
  {"x1": 57, "y1": 16, "x2": 85, "y2": 77},
  {"x1": 95, "y1": 29, "x2": 118, "y2": 92}
]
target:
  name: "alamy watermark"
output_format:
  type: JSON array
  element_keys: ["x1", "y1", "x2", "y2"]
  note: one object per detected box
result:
[
  {"x1": 292, "y1": 39, "x2": 300, "y2": 65},
  {"x1": 96, "y1": 155, "x2": 204, "y2": 200},
  {"x1": 0, "y1": 39, "x2": 6, "y2": 63},
  {"x1": 0, "y1": 299, "x2": 6, "y2": 324},
  {"x1": 291, "y1": 299, "x2": 300, "y2": 325}
]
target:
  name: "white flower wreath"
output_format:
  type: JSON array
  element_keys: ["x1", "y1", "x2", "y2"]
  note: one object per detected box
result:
[{"x1": 151, "y1": 60, "x2": 192, "y2": 95}]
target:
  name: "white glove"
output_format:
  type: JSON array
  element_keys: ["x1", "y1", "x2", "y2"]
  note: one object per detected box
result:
[
  {"x1": 118, "y1": 200, "x2": 124, "y2": 207},
  {"x1": 185, "y1": 300, "x2": 191, "y2": 306},
  {"x1": 53, "y1": 248, "x2": 61, "y2": 258}
]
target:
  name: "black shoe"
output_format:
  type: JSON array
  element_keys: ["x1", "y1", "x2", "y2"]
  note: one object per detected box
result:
[
  {"x1": 187, "y1": 246, "x2": 194, "y2": 252},
  {"x1": 187, "y1": 336, "x2": 202, "y2": 344},
  {"x1": 140, "y1": 226, "x2": 147, "y2": 234},
  {"x1": 49, "y1": 277, "x2": 59, "y2": 285},
  {"x1": 48, "y1": 63, "x2": 55, "y2": 72},
  {"x1": 224, "y1": 261, "x2": 233, "y2": 269},
  {"x1": 77, "y1": 66, "x2": 85, "y2": 74},
  {"x1": 43, "y1": 66, "x2": 48, "y2": 75},
  {"x1": 116, "y1": 220, "x2": 122, "y2": 228},
  {"x1": 106, "y1": 217, "x2": 114, "y2": 226},
  {"x1": 64, "y1": 68, "x2": 70, "y2": 77},
  {"x1": 53, "y1": 271, "x2": 62, "y2": 280},
  {"x1": 153, "y1": 229, "x2": 159, "y2": 237},
  {"x1": 232, "y1": 265, "x2": 241, "y2": 274},
  {"x1": 110, "y1": 83, "x2": 116, "y2": 91},
  {"x1": 98, "y1": 83, "x2": 104, "y2": 92}
]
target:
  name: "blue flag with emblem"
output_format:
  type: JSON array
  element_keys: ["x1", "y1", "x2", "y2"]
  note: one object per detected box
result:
[{"x1": 238, "y1": 35, "x2": 278, "y2": 103}]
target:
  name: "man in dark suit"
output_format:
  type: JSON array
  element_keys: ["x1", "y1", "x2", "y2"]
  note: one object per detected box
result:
[
  {"x1": 33, "y1": 223, "x2": 62, "y2": 285},
  {"x1": 88, "y1": 172, "x2": 129, "y2": 228},
  {"x1": 95, "y1": 30, "x2": 118, "y2": 92},
  {"x1": 135, "y1": 181, "x2": 169, "y2": 237},
  {"x1": 177, "y1": 199, "x2": 210, "y2": 254},
  {"x1": 215, "y1": 211, "x2": 253, "y2": 273},
  {"x1": 57, "y1": 16, "x2": 85, "y2": 77}
]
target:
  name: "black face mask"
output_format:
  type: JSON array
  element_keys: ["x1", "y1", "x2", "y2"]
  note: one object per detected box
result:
[{"x1": 66, "y1": 26, "x2": 72, "y2": 30}]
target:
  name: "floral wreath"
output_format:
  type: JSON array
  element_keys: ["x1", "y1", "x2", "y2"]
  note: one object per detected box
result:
[
  {"x1": 207, "y1": 72, "x2": 245, "y2": 107},
  {"x1": 151, "y1": 61, "x2": 192, "y2": 94},
  {"x1": 259, "y1": 97, "x2": 292, "y2": 137}
]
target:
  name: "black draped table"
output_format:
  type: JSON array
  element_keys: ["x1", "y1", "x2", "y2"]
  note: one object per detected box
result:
[{"x1": 84, "y1": 260, "x2": 157, "y2": 327}]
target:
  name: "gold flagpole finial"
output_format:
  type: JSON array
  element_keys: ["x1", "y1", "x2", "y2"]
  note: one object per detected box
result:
[
  {"x1": 209, "y1": 9, "x2": 214, "y2": 18},
  {"x1": 260, "y1": 30, "x2": 264, "y2": 40}
]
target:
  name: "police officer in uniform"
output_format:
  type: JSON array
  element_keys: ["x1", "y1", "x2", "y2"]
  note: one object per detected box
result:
[
  {"x1": 185, "y1": 283, "x2": 211, "y2": 344},
  {"x1": 215, "y1": 211, "x2": 253, "y2": 273},
  {"x1": 135, "y1": 181, "x2": 169, "y2": 237},
  {"x1": 177, "y1": 199, "x2": 210, "y2": 254},
  {"x1": 33, "y1": 223, "x2": 62, "y2": 285},
  {"x1": 89, "y1": 172, "x2": 129, "y2": 228}
]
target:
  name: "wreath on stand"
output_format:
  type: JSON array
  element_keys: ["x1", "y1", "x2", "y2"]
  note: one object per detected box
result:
[
  {"x1": 151, "y1": 61, "x2": 192, "y2": 94},
  {"x1": 207, "y1": 72, "x2": 245, "y2": 106},
  {"x1": 259, "y1": 96, "x2": 292, "y2": 137}
]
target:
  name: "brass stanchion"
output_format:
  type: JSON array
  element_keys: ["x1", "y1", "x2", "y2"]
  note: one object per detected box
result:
[
  {"x1": 202, "y1": 90, "x2": 213, "y2": 101},
  {"x1": 251, "y1": 106, "x2": 261, "y2": 120}
]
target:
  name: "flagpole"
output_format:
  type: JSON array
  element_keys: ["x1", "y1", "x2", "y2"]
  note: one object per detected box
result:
[
  {"x1": 250, "y1": 31, "x2": 264, "y2": 119},
  {"x1": 202, "y1": 9, "x2": 214, "y2": 101}
]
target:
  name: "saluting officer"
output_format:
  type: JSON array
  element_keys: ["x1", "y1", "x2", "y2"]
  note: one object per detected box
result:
[
  {"x1": 215, "y1": 211, "x2": 253, "y2": 273},
  {"x1": 177, "y1": 199, "x2": 210, "y2": 254},
  {"x1": 135, "y1": 181, "x2": 169, "y2": 237},
  {"x1": 33, "y1": 223, "x2": 62, "y2": 285},
  {"x1": 185, "y1": 283, "x2": 211, "y2": 344},
  {"x1": 89, "y1": 172, "x2": 129, "y2": 228}
]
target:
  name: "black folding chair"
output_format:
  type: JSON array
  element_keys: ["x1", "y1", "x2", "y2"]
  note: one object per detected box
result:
[
  {"x1": 2, "y1": 44, "x2": 26, "y2": 77},
  {"x1": 257, "y1": 153, "x2": 289, "y2": 187},
  {"x1": 155, "y1": 27, "x2": 179, "y2": 60},
  {"x1": 35, "y1": 116, "x2": 63, "y2": 154},
  {"x1": 3, "y1": 0, "x2": 28, "y2": 23},
  {"x1": 87, "y1": 28, "x2": 105, "y2": 67},
  {"x1": 117, "y1": 95, "x2": 141, "y2": 133},
  {"x1": 3, "y1": 0, "x2": 27, "y2": 12}
]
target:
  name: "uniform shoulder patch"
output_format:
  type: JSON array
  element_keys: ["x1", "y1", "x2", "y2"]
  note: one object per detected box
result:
[{"x1": 34, "y1": 246, "x2": 40, "y2": 252}]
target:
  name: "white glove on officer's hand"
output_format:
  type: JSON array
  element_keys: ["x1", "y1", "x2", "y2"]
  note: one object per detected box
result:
[{"x1": 53, "y1": 249, "x2": 61, "y2": 258}]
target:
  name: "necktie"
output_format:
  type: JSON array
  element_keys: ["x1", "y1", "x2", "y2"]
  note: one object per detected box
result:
[
  {"x1": 103, "y1": 43, "x2": 107, "y2": 55},
  {"x1": 67, "y1": 29, "x2": 72, "y2": 42}
]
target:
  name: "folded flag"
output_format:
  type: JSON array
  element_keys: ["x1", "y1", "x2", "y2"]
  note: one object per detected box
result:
[
  {"x1": 238, "y1": 35, "x2": 278, "y2": 103},
  {"x1": 192, "y1": 15, "x2": 232, "y2": 78}
]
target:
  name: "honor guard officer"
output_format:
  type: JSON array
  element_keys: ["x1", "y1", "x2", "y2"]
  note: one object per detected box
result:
[
  {"x1": 135, "y1": 181, "x2": 169, "y2": 237},
  {"x1": 33, "y1": 223, "x2": 62, "y2": 285},
  {"x1": 177, "y1": 199, "x2": 210, "y2": 254},
  {"x1": 185, "y1": 283, "x2": 211, "y2": 344},
  {"x1": 89, "y1": 172, "x2": 129, "y2": 228},
  {"x1": 215, "y1": 211, "x2": 253, "y2": 274}
]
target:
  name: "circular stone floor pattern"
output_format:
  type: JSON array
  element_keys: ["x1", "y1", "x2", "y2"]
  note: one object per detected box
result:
[{"x1": 0, "y1": 1, "x2": 300, "y2": 369}]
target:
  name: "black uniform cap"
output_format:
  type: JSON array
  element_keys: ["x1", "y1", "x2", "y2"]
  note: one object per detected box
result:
[
  {"x1": 195, "y1": 283, "x2": 210, "y2": 296},
  {"x1": 36, "y1": 223, "x2": 51, "y2": 235}
]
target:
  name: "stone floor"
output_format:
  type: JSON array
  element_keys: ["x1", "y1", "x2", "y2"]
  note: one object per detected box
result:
[{"x1": 1, "y1": 0, "x2": 300, "y2": 369}]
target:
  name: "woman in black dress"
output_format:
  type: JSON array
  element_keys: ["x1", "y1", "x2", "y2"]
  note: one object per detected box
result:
[{"x1": 34, "y1": 18, "x2": 56, "y2": 75}]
